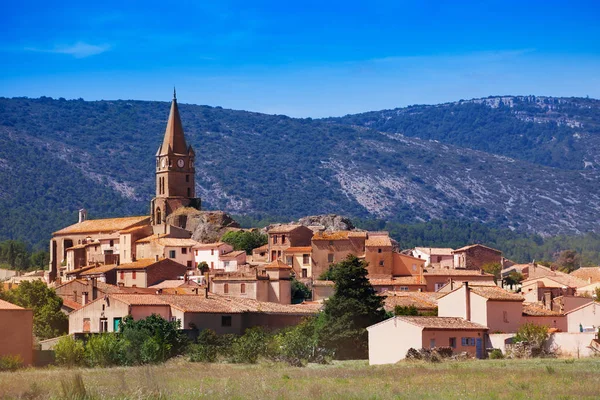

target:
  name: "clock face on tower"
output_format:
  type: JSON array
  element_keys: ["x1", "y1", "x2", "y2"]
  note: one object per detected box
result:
[{"x1": 177, "y1": 159, "x2": 185, "y2": 168}]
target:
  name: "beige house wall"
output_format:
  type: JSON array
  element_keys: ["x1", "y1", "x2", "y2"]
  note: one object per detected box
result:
[
  {"x1": 425, "y1": 274, "x2": 493, "y2": 292},
  {"x1": 117, "y1": 270, "x2": 148, "y2": 288},
  {"x1": 521, "y1": 315, "x2": 568, "y2": 332},
  {"x1": 313, "y1": 285, "x2": 334, "y2": 301},
  {"x1": 567, "y1": 302, "x2": 600, "y2": 332},
  {"x1": 365, "y1": 246, "x2": 393, "y2": 277},
  {"x1": 392, "y1": 253, "x2": 425, "y2": 276},
  {"x1": 0, "y1": 308, "x2": 34, "y2": 365},
  {"x1": 367, "y1": 318, "x2": 423, "y2": 365},
  {"x1": 485, "y1": 300, "x2": 522, "y2": 333}
]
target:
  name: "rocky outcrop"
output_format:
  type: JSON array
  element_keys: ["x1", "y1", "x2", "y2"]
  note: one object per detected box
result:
[
  {"x1": 296, "y1": 214, "x2": 356, "y2": 231},
  {"x1": 166, "y1": 208, "x2": 240, "y2": 243}
]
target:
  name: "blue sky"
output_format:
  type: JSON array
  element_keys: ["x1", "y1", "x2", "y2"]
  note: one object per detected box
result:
[{"x1": 1, "y1": 0, "x2": 599, "y2": 117}]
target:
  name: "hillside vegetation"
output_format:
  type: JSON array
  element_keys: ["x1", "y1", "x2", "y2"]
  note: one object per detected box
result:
[{"x1": 1, "y1": 95, "x2": 600, "y2": 249}]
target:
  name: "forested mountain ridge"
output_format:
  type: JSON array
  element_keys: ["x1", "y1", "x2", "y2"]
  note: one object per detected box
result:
[{"x1": 1, "y1": 95, "x2": 600, "y2": 249}]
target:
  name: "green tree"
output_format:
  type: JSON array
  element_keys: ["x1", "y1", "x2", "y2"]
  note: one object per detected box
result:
[
  {"x1": 0, "y1": 280, "x2": 68, "y2": 340},
  {"x1": 394, "y1": 305, "x2": 419, "y2": 316},
  {"x1": 514, "y1": 322, "x2": 549, "y2": 356},
  {"x1": 555, "y1": 250, "x2": 581, "y2": 273},
  {"x1": 291, "y1": 277, "x2": 311, "y2": 303},
  {"x1": 481, "y1": 262, "x2": 502, "y2": 283},
  {"x1": 504, "y1": 271, "x2": 524, "y2": 288},
  {"x1": 198, "y1": 261, "x2": 209, "y2": 274},
  {"x1": 54, "y1": 336, "x2": 85, "y2": 368},
  {"x1": 221, "y1": 230, "x2": 267, "y2": 255},
  {"x1": 29, "y1": 250, "x2": 50, "y2": 270},
  {"x1": 320, "y1": 255, "x2": 386, "y2": 359},
  {"x1": 0, "y1": 240, "x2": 30, "y2": 270}
]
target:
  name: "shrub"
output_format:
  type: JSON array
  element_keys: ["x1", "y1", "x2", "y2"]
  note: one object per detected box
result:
[
  {"x1": 405, "y1": 348, "x2": 421, "y2": 360},
  {"x1": 188, "y1": 329, "x2": 220, "y2": 363},
  {"x1": 0, "y1": 354, "x2": 23, "y2": 371},
  {"x1": 229, "y1": 327, "x2": 270, "y2": 364},
  {"x1": 489, "y1": 349, "x2": 504, "y2": 359},
  {"x1": 434, "y1": 347, "x2": 453, "y2": 358},
  {"x1": 277, "y1": 317, "x2": 330, "y2": 366},
  {"x1": 84, "y1": 334, "x2": 122, "y2": 367},
  {"x1": 54, "y1": 336, "x2": 85, "y2": 368},
  {"x1": 513, "y1": 322, "x2": 549, "y2": 356},
  {"x1": 60, "y1": 373, "x2": 87, "y2": 399}
]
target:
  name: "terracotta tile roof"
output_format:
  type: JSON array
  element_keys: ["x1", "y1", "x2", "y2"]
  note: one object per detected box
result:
[
  {"x1": 424, "y1": 268, "x2": 494, "y2": 277},
  {"x1": 438, "y1": 280, "x2": 498, "y2": 291},
  {"x1": 370, "y1": 276, "x2": 425, "y2": 286},
  {"x1": 111, "y1": 294, "x2": 172, "y2": 306},
  {"x1": 348, "y1": 231, "x2": 368, "y2": 238},
  {"x1": 116, "y1": 258, "x2": 184, "y2": 270},
  {"x1": 253, "y1": 244, "x2": 269, "y2": 252},
  {"x1": 312, "y1": 231, "x2": 351, "y2": 241},
  {"x1": 149, "y1": 280, "x2": 198, "y2": 289},
  {"x1": 523, "y1": 274, "x2": 589, "y2": 289},
  {"x1": 65, "y1": 265, "x2": 96, "y2": 276},
  {"x1": 162, "y1": 294, "x2": 321, "y2": 314},
  {"x1": 80, "y1": 264, "x2": 117, "y2": 276},
  {"x1": 285, "y1": 247, "x2": 312, "y2": 253},
  {"x1": 119, "y1": 225, "x2": 150, "y2": 234},
  {"x1": 312, "y1": 280, "x2": 334, "y2": 287},
  {"x1": 382, "y1": 293, "x2": 439, "y2": 312},
  {"x1": 453, "y1": 244, "x2": 502, "y2": 254},
  {"x1": 61, "y1": 298, "x2": 83, "y2": 311},
  {"x1": 268, "y1": 224, "x2": 303, "y2": 234},
  {"x1": 136, "y1": 234, "x2": 168, "y2": 244},
  {"x1": 194, "y1": 242, "x2": 227, "y2": 249},
  {"x1": 414, "y1": 247, "x2": 454, "y2": 256},
  {"x1": 65, "y1": 244, "x2": 89, "y2": 251},
  {"x1": 264, "y1": 260, "x2": 292, "y2": 270},
  {"x1": 220, "y1": 250, "x2": 246, "y2": 260},
  {"x1": 365, "y1": 236, "x2": 392, "y2": 247},
  {"x1": 54, "y1": 216, "x2": 150, "y2": 235},
  {"x1": 571, "y1": 267, "x2": 600, "y2": 284},
  {"x1": 522, "y1": 304, "x2": 563, "y2": 316},
  {"x1": 470, "y1": 286, "x2": 524, "y2": 302},
  {"x1": 397, "y1": 316, "x2": 488, "y2": 330},
  {"x1": 0, "y1": 299, "x2": 24, "y2": 310}
]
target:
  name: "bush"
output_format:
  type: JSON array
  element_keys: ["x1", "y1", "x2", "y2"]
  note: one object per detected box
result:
[
  {"x1": 0, "y1": 355, "x2": 23, "y2": 371},
  {"x1": 277, "y1": 316, "x2": 331, "y2": 366},
  {"x1": 84, "y1": 334, "x2": 122, "y2": 367},
  {"x1": 188, "y1": 329, "x2": 220, "y2": 363},
  {"x1": 54, "y1": 336, "x2": 85, "y2": 368},
  {"x1": 229, "y1": 327, "x2": 270, "y2": 364},
  {"x1": 513, "y1": 322, "x2": 549, "y2": 356},
  {"x1": 489, "y1": 349, "x2": 504, "y2": 359}
]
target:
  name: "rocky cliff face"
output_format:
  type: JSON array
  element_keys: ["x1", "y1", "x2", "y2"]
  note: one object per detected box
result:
[
  {"x1": 296, "y1": 214, "x2": 356, "y2": 231},
  {"x1": 166, "y1": 208, "x2": 240, "y2": 243}
]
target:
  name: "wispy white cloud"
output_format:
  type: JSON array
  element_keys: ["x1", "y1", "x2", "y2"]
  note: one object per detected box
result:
[{"x1": 25, "y1": 42, "x2": 111, "y2": 58}]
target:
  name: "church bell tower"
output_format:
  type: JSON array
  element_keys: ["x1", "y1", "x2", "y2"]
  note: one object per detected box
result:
[{"x1": 150, "y1": 89, "x2": 200, "y2": 226}]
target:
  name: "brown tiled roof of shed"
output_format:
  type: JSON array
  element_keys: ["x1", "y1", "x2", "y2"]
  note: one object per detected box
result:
[
  {"x1": 149, "y1": 280, "x2": 198, "y2": 289},
  {"x1": 54, "y1": 216, "x2": 150, "y2": 235},
  {"x1": 470, "y1": 286, "x2": 524, "y2": 302},
  {"x1": 453, "y1": 244, "x2": 502, "y2": 254},
  {"x1": 119, "y1": 225, "x2": 150, "y2": 234},
  {"x1": 365, "y1": 236, "x2": 392, "y2": 247},
  {"x1": 61, "y1": 298, "x2": 83, "y2": 311},
  {"x1": 285, "y1": 246, "x2": 312, "y2": 253},
  {"x1": 0, "y1": 299, "x2": 24, "y2": 310},
  {"x1": 220, "y1": 250, "x2": 246, "y2": 260},
  {"x1": 253, "y1": 244, "x2": 269, "y2": 252},
  {"x1": 570, "y1": 267, "x2": 600, "y2": 284},
  {"x1": 162, "y1": 294, "x2": 321, "y2": 314},
  {"x1": 267, "y1": 224, "x2": 303, "y2": 234},
  {"x1": 65, "y1": 265, "x2": 96, "y2": 276},
  {"x1": 523, "y1": 274, "x2": 589, "y2": 289},
  {"x1": 347, "y1": 231, "x2": 368, "y2": 238},
  {"x1": 111, "y1": 294, "x2": 172, "y2": 306},
  {"x1": 264, "y1": 260, "x2": 292, "y2": 270},
  {"x1": 80, "y1": 264, "x2": 117, "y2": 276},
  {"x1": 398, "y1": 316, "x2": 488, "y2": 330},
  {"x1": 522, "y1": 304, "x2": 563, "y2": 316}
]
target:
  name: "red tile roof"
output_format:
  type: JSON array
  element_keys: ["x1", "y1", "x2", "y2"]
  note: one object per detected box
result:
[
  {"x1": 382, "y1": 292, "x2": 440, "y2": 312},
  {"x1": 453, "y1": 244, "x2": 502, "y2": 254},
  {"x1": 267, "y1": 224, "x2": 304, "y2": 234},
  {"x1": 424, "y1": 268, "x2": 494, "y2": 277},
  {"x1": 194, "y1": 242, "x2": 227, "y2": 249},
  {"x1": 369, "y1": 276, "x2": 425, "y2": 286},
  {"x1": 397, "y1": 316, "x2": 488, "y2": 330},
  {"x1": 0, "y1": 299, "x2": 24, "y2": 310},
  {"x1": 470, "y1": 286, "x2": 524, "y2": 302},
  {"x1": 522, "y1": 304, "x2": 563, "y2": 316},
  {"x1": 80, "y1": 264, "x2": 117, "y2": 276},
  {"x1": 365, "y1": 236, "x2": 392, "y2": 247},
  {"x1": 264, "y1": 260, "x2": 292, "y2": 270},
  {"x1": 61, "y1": 298, "x2": 83, "y2": 311},
  {"x1": 312, "y1": 231, "x2": 351, "y2": 241},
  {"x1": 570, "y1": 267, "x2": 600, "y2": 284},
  {"x1": 54, "y1": 216, "x2": 150, "y2": 235},
  {"x1": 285, "y1": 247, "x2": 312, "y2": 253},
  {"x1": 220, "y1": 250, "x2": 246, "y2": 260}
]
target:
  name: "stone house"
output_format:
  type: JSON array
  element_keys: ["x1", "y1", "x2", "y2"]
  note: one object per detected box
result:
[
  {"x1": 521, "y1": 276, "x2": 583, "y2": 305},
  {"x1": 135, "y1": 236, "x2": 197, "y2": 270},
  {"x1": 452, "y1": 244, "x2": 502, "y2": 270},
  {"x1": 251, "y1": 244, "x2": 269, "y2": 263},
  {"x1": 438, "y1": 283, "x2": 524, "y2": 333},
  {"x1": 367, "y1": 316, "x2": 488, "y2": 365},
  {"x1": 79, "y1": 264, "x2": 118, "y2": 285},
  {"x1": 194, "y1": 242, "x2": 234, "y2": 270},
  {"x1": 68, "y1": 293, "x2": 319, "y2": 335},
  {"x1": 412, "y1": 247, "x2": 454, "y2": 268},
  {"x1": 310, "y1": 231, "x2": 368, "y2": 278},
  {"x1": 267, "y1": 225, "x2": 313, "y2": 263},
  {"x1": 116, "y1": 258, "x2": 189, "y2": 288},
  {"x1": 364, "y1": 233, "x2": 394, "y2": 278},
  {"x1": 218, "y1": 250, "x2": 247, "y2": 272},
  {"x1": 283, "y1": 246, "x2": 312, "y2": 278},
  {"x1": 0, "y1": 299, "x2": 34, "y2": 365}
]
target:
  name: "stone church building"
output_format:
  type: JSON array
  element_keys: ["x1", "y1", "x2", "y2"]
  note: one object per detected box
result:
[{"x1": 49, "y1": 91, "x2": 201, "y2": 282}]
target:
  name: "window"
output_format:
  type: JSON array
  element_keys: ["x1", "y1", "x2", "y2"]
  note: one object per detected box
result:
[
  {"x1": 182, "y1": 248, "x2": 187, "y2": 254},
  {"x1": 186, "y1": 174, "x2": 189, "y2": 183},
  {"x1": 211, "y1": 261, "x2": 214, "y2": 269},
  {"x1": 100, "y1": 318, "x2": 108, "y2": 333},
  {"x1": 187, "y1": 261, "x2": 192, "y2": 269},
  {"x1": 434, "y1": 282, "x2": 445, "y2": 291},
  {"x1": 379, "y1": 260, "x2": 384, "y2": 267},
  {"x1": 273, "y1": 235, "x2": 278, "y2": 244},
  {"x1": 241, "y1": 283, "x2": 246, "y2": 294},
  {"x1": 327, "y1": 254, "x2": 334, "y2": 263},
  {"x1": 221, "y1": 316, "x2": 232, "y2": 327},
  {"x1": 187, "y1": 187, "x2": 191, "y2": 197},
  {"x1": 211, "y1": 249, "x2": 214, "y2": 256},
  {"x1": 169, "y1": 250, "x2": 176, "y2": 258},
  {"x1": 282, "y1": 235, "x2": 286, "y2": 244},
  {"x1": 400, "y1": 286, "x2": 409, "y2": 292},
  {"x1": 303, "y1": 254, "x2": 310, "y2": 265},
  {"x1": 429, "y1": 339, "x2": 436, "y2": 348},
  {"x1": 83, "y1": 318, "x2": 91, "y2": 333},
  {"x1": 329, "y1": 240, "x2": 334, "y2": 246},
  {"x1": 120, "y1": 271, "x2": 124, "y2": 280},
  {"x1": 224, "y1": 283, "x2": 229, "y2": 294},
  {"x1": 449, "y1": 337, "x2": 456, "y2": 348},
  {"x1": 132, "y1": 271, "x2": 136, "y2": 279},
  {"x1": 461, "y1": 337, "x2": 475, "y2": 347},
  {"x1": 156, "y1": 207, "x2": 162, "y2": 223},
  {"x1": 286, "y1": 256, "x2": 293, "y2": 266},
  {"x1": 302, "y1": 268, "x2": 308, "y2": 278},
  {"x1": 109, "y1": 240, "x2": 114, "y2": 247},
  {"x1": 378, "y1": 248, "x2": 382, "y2": 253},
  {"x1": 195, "y1": 250, "x2": 198, "y2": 256}
]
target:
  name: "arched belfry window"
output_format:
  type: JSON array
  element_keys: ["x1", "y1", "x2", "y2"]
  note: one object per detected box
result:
[{"x1": 156, "y1": 207, "x2": 162, "y2": 224}]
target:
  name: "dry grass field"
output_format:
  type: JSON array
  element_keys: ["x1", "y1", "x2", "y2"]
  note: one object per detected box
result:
[{"x1": 1, "y1": 358, "x2": 600, "y2": 399}]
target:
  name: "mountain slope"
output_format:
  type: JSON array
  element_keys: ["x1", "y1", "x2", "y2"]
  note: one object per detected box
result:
[{"x1": 1, "y1": 95, "x2": 600, "y2": 248}]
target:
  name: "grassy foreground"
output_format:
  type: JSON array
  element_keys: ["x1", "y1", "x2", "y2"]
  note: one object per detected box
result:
[{"x1": 1, "y1": 358, "x2": 600, "y2": 399}]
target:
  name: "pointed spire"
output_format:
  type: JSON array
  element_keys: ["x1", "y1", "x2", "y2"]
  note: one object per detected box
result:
[{"x1": 159, "y1": 90, "x2": 188, "y2": 155}]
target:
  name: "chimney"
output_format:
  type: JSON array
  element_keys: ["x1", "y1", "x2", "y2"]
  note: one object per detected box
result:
[
  {"x1": 155, "y1": 254, "x2": 159, "y2": 262},
  {"x1": 78, "y1": 209, "x2": 87, "y2": 223},
  {"x1": 464, "y1": 282, "x2": 471, "y2": 321},
  {"x1": 82, "y1": 291, "x2": 88, "y2": 306},
  {"x1": 544, "y1": 292, "x2": 552, "y2": 310}
]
